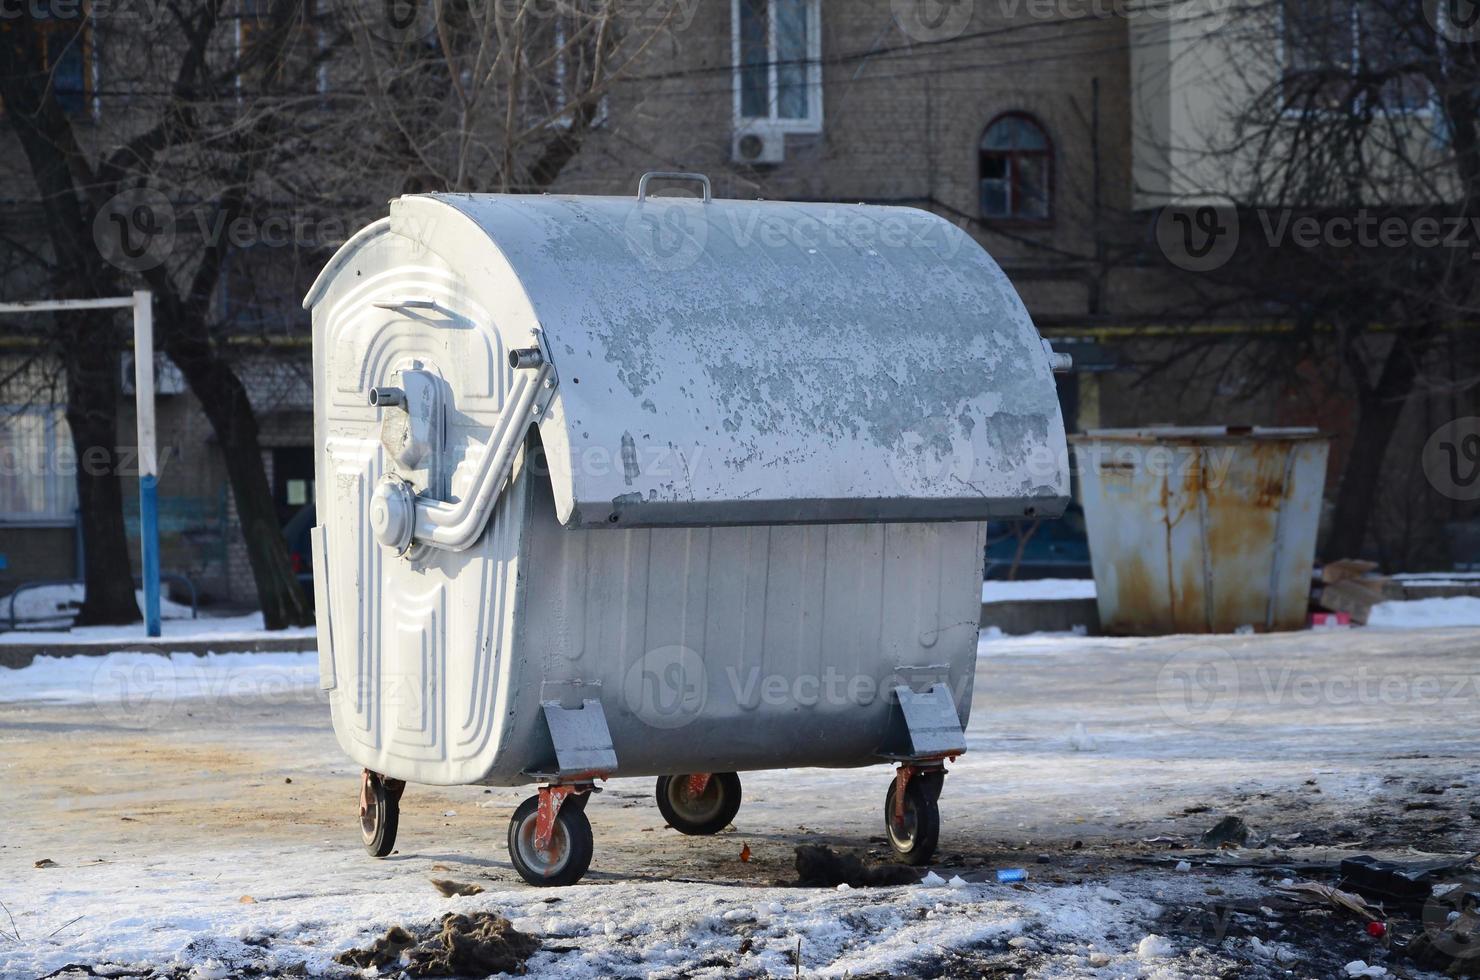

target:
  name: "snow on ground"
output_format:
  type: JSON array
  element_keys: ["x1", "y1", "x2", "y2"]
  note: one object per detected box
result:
[
  {"x1": 0, "y1": 611, "x2": 315, "y2": 646},
  {"x1": 981, "y1": 578, "x2": 1097, "y2": 602},
  {"x1": 1393, "y1": 571, "x2": 1480, "y2": 583},
  {"x1": 1369, "y1": 595, "x2": 1480, "y2": 629},
  {"x1": 0, "y1": 858, "x2": 1194, "y2": 980},
  {"x1": 0, "y1": 650, "x2": 318, "y2": 706},
  {"x1": 0, "y1": 584, "x2": 196, "y2": 630},
  {"x1": 0, "y1": 627, "x2": 1475, "y2": 978}
]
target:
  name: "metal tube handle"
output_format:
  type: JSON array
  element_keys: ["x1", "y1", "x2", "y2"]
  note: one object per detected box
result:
[{"x1": 637, "y1": 172, "x2": 712, "y2": 203}]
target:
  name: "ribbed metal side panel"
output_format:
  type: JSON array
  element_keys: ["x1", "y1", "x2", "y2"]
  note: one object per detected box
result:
[{"x1": 491, "y1": 470, "x2": 987, "y2": 783}]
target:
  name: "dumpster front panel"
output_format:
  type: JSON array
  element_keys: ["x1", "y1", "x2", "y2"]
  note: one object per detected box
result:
[{"x1": 311, "y1": 222, "x2": 540, "y2": 785}]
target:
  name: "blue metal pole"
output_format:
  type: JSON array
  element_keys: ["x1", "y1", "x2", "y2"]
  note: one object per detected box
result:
[{"x1": 140, "y1": 474, "x2": 161, "y2": 636}]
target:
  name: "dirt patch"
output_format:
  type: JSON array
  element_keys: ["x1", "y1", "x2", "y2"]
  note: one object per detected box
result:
[
  {"x1": 794, "y1": 845, "x2": 920, "y2": 887},
  {"x1": 336, "y1": 912, "x2": 540, "y2": 977}
]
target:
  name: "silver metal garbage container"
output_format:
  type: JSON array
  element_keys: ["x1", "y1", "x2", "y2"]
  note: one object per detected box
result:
[
  {"x1": 304, "y1": 173, "x2": 1071, "y2": 885},
  {"x1": 1071, "y1": 427, "x2": 1330, "y2": 635}
]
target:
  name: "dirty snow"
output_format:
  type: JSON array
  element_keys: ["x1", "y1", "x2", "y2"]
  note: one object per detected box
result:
[
  {"x1": 0, "y1": 626, "x2": 1474, "y2": 979},
  {"x1": 981, "y1": 578, "x2": 1096, "y2": 602},
  {"x1": 1368, "y1": 595, "x2": 1480, "y2": 629}
]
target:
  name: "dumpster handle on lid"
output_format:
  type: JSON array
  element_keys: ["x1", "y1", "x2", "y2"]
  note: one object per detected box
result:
[{"x1": 637, "y1": 172, "x2": 712, "y2": 204}]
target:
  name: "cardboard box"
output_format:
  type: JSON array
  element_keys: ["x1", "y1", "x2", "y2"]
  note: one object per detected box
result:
[{"x1": 1313, "y1": 579, "x2": 1387, "y2": 625}]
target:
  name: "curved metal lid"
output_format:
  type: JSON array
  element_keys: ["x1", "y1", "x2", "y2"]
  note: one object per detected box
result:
[{"x1": 309, "y1": 189, "x2": 1069, "y2": 528}]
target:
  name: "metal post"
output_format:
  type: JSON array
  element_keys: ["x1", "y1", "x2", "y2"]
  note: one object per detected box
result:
[{"x1": 132, "y1": 290, "x2": 161, "y2": 637}]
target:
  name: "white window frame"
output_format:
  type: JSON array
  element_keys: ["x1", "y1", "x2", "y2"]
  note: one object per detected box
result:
[
  {"x1": 552, "y1": 15, "x2": 610, "y2": 132},
  {"x1": 731, "y1": 0, "x2": 824, "y2": 135},
  {"x1": 0, "y1": 405, "x2": 78, "y2": 527}
]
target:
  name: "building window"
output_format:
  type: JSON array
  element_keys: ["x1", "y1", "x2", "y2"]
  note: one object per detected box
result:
[
  {"x1": 1281, "y1": 0, "x2": 1429, "y2": 112},
  {"x1": 0, "y1": 407, "x2": 77, "y2": 526},
  {"x1": 979, "y1": 113, "x2": 1052, "y2": 222},
  {"x1": 732, "y1": 0, "x2": 823, "y2": 133},
  {"x1": 0, "y1": 16, "x2": 91, "y2": 117},
  {"x1": 237, "y1": 0, "x2": 327, "y2": 94},
  {"x1": 551, "y1": 13, "x2": 609, "y2": 130}
]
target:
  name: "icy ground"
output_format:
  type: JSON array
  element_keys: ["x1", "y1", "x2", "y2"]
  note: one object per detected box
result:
[{"x1": 1, "y1": 627, "x2": 1478, "y2": 979}]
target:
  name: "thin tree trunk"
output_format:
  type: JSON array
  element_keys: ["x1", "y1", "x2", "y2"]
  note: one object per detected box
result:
[
  {"x1": 1325, "y1": 336, "x2": 1428, "y2": 560},
  {"x1": 63, "y1": 313, "x2": 142, "y2": 625}
]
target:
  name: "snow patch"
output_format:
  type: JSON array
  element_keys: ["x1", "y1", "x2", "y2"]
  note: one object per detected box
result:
[
  {"x1": 0, "y1": 650, "x2": 319, "y2": 705},
  {"x1": 982, "y1": 578, "x2": 1096, "y2": 602},
  {"x1": 1368, "y1": 596, "x2": 1480, "y2": 629},
  {"x1": 1137, "y1": 934, "x2": 1176, "y2": 959}
]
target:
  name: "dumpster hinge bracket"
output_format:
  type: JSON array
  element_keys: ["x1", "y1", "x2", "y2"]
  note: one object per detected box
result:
[
  {"x1": 879, "y1": 682, "x2": 967, "y2": 761},
  {"x1": 531, "y1": 699, "x2": 618, "y2": 779}
]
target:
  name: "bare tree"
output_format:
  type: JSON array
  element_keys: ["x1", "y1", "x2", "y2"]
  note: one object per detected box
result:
[
  {"x1": 1137, "y1": 0, "x2": 1480, "y2": 559},
  {"x1": 1, "y1": 0, "x2": 678, "y2": 625}
]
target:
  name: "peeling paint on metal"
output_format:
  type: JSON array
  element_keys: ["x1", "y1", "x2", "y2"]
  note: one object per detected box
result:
[{"x1": 398, "y1": 194, "x2": 1070, "y2": 526}]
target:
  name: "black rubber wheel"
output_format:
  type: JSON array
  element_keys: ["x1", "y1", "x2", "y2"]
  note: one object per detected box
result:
[
  {"x1": 884, "y1": 777, "x2": 940, "y2": 866},
  {"x1": 507, "y1": 795, "x2": 595, "y2": 887},
  {"x1": 361, "y1": 774, "x2": 403, "y2": 858},
  {"x1": 655, "y1": 773, "x2": 742, "y2": 836}
]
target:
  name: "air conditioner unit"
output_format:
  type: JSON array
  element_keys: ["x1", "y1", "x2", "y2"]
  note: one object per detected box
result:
[
  {"x1": 121, "y1": 352, "x2": 187, "y2": 396},
  {"x1": 732, "y1": 122, "x2": 787, "y2": 165}
]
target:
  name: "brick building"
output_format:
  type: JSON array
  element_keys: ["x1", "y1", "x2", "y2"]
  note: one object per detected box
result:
[{"x1": 1, "y1": 0, "x2": 1473, "y2": 605}]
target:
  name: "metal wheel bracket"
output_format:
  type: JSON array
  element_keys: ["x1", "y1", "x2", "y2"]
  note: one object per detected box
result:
[
  {"x1": 360, "y1": 768, "x2": 406, "y2": 821},
  {"x1": 686, "y1": 773, "x2": 713, "y2": 798},
  {"x1": 536, "y1": 699, "x2": 619, "y2": 777},
  {"x1": 892, "y1": 761, "x2": 948, "y2": 827},
  {"x1": 534, "y1": 782, "x2": 594, "y2": 852},
  {"x1": 886, "y1": 683, "x2": 968, "y2": 759}
]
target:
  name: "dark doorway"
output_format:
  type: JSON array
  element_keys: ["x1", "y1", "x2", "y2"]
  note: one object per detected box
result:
[{"x1": 272, "y1": 447, "x2": 315, "y2": 527}]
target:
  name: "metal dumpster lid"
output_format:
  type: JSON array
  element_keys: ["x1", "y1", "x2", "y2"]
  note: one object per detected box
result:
[{"x1": 307, "y1": 190, "x2": 1070, "y2": 528}]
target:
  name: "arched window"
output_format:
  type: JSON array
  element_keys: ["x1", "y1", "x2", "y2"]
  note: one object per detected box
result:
[{"x1": 979, "y1": 113, "x2": 1052, "y2": 222}]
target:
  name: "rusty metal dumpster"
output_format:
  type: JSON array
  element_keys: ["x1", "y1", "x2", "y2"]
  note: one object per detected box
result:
[
  {"x1": 303, "y1": 173, "x2": 1071, "y2": 885},
  {"x1": 1071, "y1": 427, "x2": 1330, "y2": 635}
]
